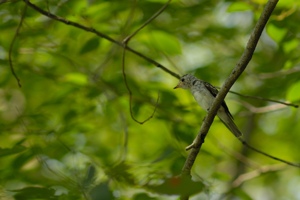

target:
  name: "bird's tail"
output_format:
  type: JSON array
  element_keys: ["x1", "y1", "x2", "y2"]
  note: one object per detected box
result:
[{"x1": 218, "y1": 112, "x2": 242, "y2": 138}]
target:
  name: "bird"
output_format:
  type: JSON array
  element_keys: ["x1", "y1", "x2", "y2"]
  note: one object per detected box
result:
[{"x1": 174, "y1": 74, "x2": 242, "y2": 138}]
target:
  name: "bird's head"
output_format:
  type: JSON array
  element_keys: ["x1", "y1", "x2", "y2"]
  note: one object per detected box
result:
[{"x1": 174, "y1": 74, "x2": 196, "y2": 90}]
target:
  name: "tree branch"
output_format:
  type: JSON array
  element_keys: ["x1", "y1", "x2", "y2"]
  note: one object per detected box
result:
[
  {"x1": 181, "y1": 0, "x2": 279, "y2": 179},
  {"x1": 226, "y1": 89, "x2": 299, "y2": 108},
  {"x1": 23, "y1": 0, "x2": 180, "y2": 79}
]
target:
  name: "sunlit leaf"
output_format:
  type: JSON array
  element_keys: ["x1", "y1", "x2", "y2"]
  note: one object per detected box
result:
[
  {"x1": 267, "y1": 24, "x2": 287, "y2": 43},
  {"x1": 277, "y1": 0, "x2": 299, "y2": 8},
  {"x1": 63, "y1": 72, "x2": 88, "y2": 85},
  {"x1": 141, "y1": 31, "x2": 181, "y2": 55},
  {"x1": 283, "y1": 39, "x2": 299, "y2": 53},
  {"x1": 287, "y1": 81, "x2": 300, "y2": 102},
  {"x1": 227, "y1": 2, "x2": 252, "y2": 12}
]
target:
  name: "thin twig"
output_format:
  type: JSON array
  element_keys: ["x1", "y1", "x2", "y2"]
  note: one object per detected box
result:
[
  {"x1": 237, "y1": 100, "x2": 289, "y2": 113},
  {"x1": 9, "y1": 3, "x2": 27, "y2": 87},
  {"x1": 23, "y1": 0, "x2": 180, "y2": 79},
  {"x1": 181, "y1": 0, "x2": 279, "y2": 178},
  {"x1": 232, "y1": 164, "x2": 286, "y2": 187},
  {"x1": 121, "y1": 0, "x2": 170, "y2": 124},
  {"x1": 122, "y1": 0, "x2": 172, "y2": 43},
  {"x1": 228, "y1": 90, "x2": 299, "y2": 108},
  {"x1": 238, "y1": 138, "x2": 300, "y2": 167},
  {"x1": 257, "y1": 66, "x2": 300, "y2": 79},
  {"x1": 210, "y1": 134, "x2": 260, "y2": 168},
  {"x1": 121, "y1": 46, "x2": 160, "y2": 124}
]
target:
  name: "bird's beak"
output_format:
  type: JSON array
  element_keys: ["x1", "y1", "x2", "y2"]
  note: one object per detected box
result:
[{"x1": 174, "y1": 82, "x2": 182, "y2": 89}]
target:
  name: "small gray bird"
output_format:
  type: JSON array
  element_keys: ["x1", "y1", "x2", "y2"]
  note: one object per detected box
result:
[{"x1": 174, "y1": 74, "x2": 242, "y2": 138}]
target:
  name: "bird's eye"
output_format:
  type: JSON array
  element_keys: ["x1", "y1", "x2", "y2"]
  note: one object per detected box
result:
[{"x1": 181, "y1": 78, "x2": 185, "y2": 82}]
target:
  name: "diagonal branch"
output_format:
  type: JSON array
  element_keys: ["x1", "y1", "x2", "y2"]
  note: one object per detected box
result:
[
  {"x1": 23, "y1": 0, "x2": 180, "y2": 79},
  {"x1": 238, "y1": 139, "x2": 300, "y2": 167},
  {"x1": 181, "y1": 0, "x2": 279, "y2": 179}
]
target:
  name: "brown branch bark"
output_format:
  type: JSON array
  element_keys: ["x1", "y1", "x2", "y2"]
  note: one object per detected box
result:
[{"x1": 180, "y1": 0, "x2": 279, "y2": 199}]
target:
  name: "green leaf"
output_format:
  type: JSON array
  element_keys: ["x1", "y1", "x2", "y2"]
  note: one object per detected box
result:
[
  {"x1": 141, "y1": 31, "x2": 181, "y2": 55},
  {"x1": 0, "y1": 145, "x2": 26, "y2": 157},
  {"x1": 79, "y1": 37, "x2": 100, "y2": 54},
  {"x1": 287, "y1": 81, "x2": 300, "y2": 102},
  {"x1": 267, "y1": 24, "x2": 287, "y2": 43},
  {"x1": 277, "y1": 0, "x2": 300, "y2": 8},
  {"x1": 227, "y1": 2, "x2": 252, "y2": 12},
  {"x1": 283, "y1": 39, "x2": 299, "y2": 53},
  {"x1": 153, "y1": 31, "x2": 181, "y2": 54},
  {"x1": 63, "y1": 72, "x2": 88, "y2": 85}
]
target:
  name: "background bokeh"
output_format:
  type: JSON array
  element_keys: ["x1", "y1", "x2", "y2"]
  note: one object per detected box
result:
[{"x1": 1, "y1": 0, "x2": 300, "y2": 199}]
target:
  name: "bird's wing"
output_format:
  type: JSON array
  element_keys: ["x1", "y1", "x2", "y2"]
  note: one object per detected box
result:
[{"x1": 203, "y1": 81, "x2": 233, "y2": 119}]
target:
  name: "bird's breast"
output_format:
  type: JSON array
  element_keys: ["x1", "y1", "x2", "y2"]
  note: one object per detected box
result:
[{"x1": 192, "y1": 88, "x2": 214, "y2": 111}]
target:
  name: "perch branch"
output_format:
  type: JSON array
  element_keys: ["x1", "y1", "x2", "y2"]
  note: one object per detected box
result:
[{"x1": 181, "y1": 0, "x2": 279, "y2": 178}]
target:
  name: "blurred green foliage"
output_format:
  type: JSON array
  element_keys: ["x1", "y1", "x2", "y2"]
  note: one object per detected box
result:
[{"x1": 1, "y1": 0, "x2": 300, "y2": 199}]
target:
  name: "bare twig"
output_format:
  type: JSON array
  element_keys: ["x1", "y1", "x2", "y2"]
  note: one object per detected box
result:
[
  {"x1": 232, "y1": 164, "x2": 286, "y2": 187},
  {"x1": 181, "y1": 0, "x2": 279, "y2": 179},
  {"x1": 23, "y1": 0, "x2": 180, "y2": 79},
  {"x1": 121, "y1": 46, "x2": 160, "y2": 124},
  {"x1": 238, "y1": 138, "x2": 300, "y2": 167},
  {"x1": 122, "y1": 0, "x2": 172, "y2": 43},
  {"x1": 228, "y1": 90, "x2": 299, "y2": 108},
  {"x1": 257, "y1": 66, "x2": 300, "y2": 79},
  {"x1": 237, "y1": 100, "x2": 289, "y2": 113},
  {"x1": 9, "y1": 3, "x2": 27, "y2": 87},
  {"x1": 120, "y1": 0, "x2": 171, "y2": 124}
]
